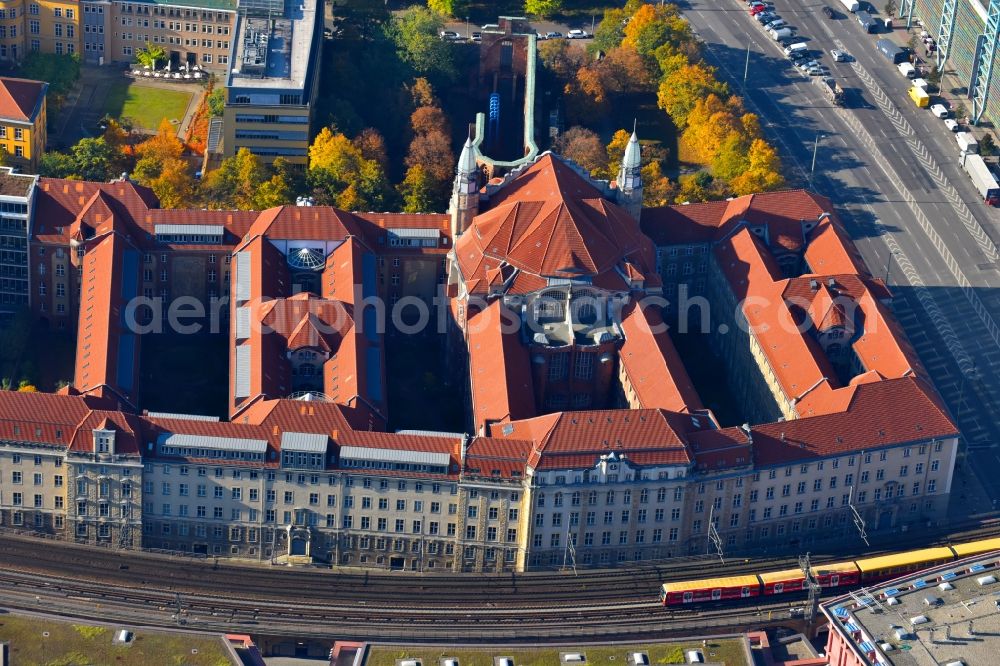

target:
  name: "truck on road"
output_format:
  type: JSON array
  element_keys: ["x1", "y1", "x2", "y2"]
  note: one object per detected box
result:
[
  {"x1": 957, "y1": 132, "x2": 979, "y2": 153},
  {"x1": 838, "y1": 0, "x2": 860, "y2": 11},
  {"x1": 907, "y1": 86, "x2": 930, "y2": 107},
  {"x1": 856, "y1": 10, "x2": 878, "y2": 32},
  {"x1": 876, "y1": 38, "x2": 907, "y2": 63},
  {"x1": 960, "y1": 152, "x2": 1000, "y2": 205},
  {"x1": 814, "y1": 76, "x2": 845, "y2": 105}
]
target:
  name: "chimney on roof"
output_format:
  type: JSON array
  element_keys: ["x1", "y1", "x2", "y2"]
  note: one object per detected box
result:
[
  {"x1": 460, "y1": 433, "x2": 470, "y2": 465},
  {"x1": 739, "y1": 423, "x2": 753, "y2": 445},
  {"x1": 828, "y1": 278, "x2": 836, "y2": 288},
  {"x1": 809, "y1": 279, "x2": 819, "y2": 290},
  {"x1": 817, "y1": 212, "x2": 831, "y2": 223}
]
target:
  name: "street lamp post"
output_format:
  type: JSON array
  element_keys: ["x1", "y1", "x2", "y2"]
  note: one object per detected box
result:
[
  {"x1": 743, "y1": 42, "x2": 751, "y2": 87},
  {"x1": 810, "y1": 133, "x2": 827, "y2": 185},
  {"x1": 465, "y1": 16, "x2": 469, "y2": 39},
  {"x1": 884, "y1": 250, "x2": 898, "y2": 283}
]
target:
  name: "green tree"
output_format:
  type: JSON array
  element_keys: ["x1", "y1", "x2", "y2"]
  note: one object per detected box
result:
[
  {"x1": 150, "y1": 158, "x2": 196, "y2": 208},
  {"x1": 207, "y1": 87, "x2": 226, "y2": 117},
  {"x1": 729, "y1": 139, "x2": 784, "y2": 195},
  {"x1": 427, "y1": 0, "x2": 466, "y2": 18},
  {"x1": 641, "y1": 161, "x2": 676, "y2": 207},
  {"x1": 524, "y1": 0, "x2": 563, "y2": 19},
  {"x1": 657, "y1": 62, "x2": 728, "y2": 128},
  {"x1": 308, "y1": 127, "x2": 390, "y2": 210},
  {"x1": 254, "y1": 173, "x2": 293, "y2": 209},
  {"x1": 71, "y1": 137, "x2": 116, "y2": 181},
  {"x1": 387, "y1": 7, "x2": 457, "y2": 81},
  {"x1": 980, "y1": 133, "x2": 997, "y2": 157},
  {"x1": 135, "y1": 42, "x2": 166, "y2": 69},
  {"x1": 131, "y1": 118, "x2": 183, "y2": 184},
  {"x1": 538, "y1": 39, "x2": 586, "y2": 82},
  {"x1": 675, "y1": 171, "x2": 713, "y2": 203},
  {"x1": 38, "y1": 151, "x2": 77, "y2": 178},
  {"x1": 622, "y1": 3, "x2": 692, "y2": 59},
  {"x1": 272, "y1": 157, "x2": 307, "y2": 199},
  {"x1": 589, "y1": 0, "x2": 644, "y2": 55},
  {"x1": 554, "y1": 126, "x2": 605, "y2": 177},
  {"x1": 18, "y1": 52, "x2": 80, "y2": 98},
  {"x1": 309, "y1": 127, "x2": 366, "y2": 182},
  {"x1": 203, "y1": 147, "x2": 268, "y2": 210},
  {"x1": 398, "y1": 164, "x2": 439, "y2": 212}
]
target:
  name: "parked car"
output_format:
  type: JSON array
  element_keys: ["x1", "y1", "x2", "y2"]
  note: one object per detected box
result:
[
  {"x1": 439, "y1": 30, "x2": 460, "y2": 41},
  {"x1": 471, "y1": 31, "x2": 482, "y2": 42},
  {"x1": 544, "y1": 31, "x2": 563, "y2": 39},
  {"x1": 750, "y1": 4, "x2": 767, "y2": 15},
  {"x1": 567, "y1": 29, "x2": 590, "y2": 39},
  {"x1": 944, "y1": 119, "x2": 960, "y2": 131},
  {"x1": 756, "y1": 11, "x2": 777, "y2": 23},
  {"x1": 765, "y1": 19, "x2": 786, "y2": 29},
  {"x1": 807, "y1": 66, "x2": 825, "y2": 76},
  {"x1": 931, "y1": 103, "x2": 950, "y2": 118},
  {"x1": 822, "y1": 5, "x2": 835, "y2": 17},
  {"x1": 830, "y1": 49, "x2": 850, "y2": 61}
]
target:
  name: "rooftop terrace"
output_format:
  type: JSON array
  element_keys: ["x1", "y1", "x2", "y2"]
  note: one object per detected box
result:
[
  {"x1": 228, "y1": 0, "x2": 316, "y2": 91},
  {"x1": 823, "y1": 552, "x2": 1000, "y2": 666}
]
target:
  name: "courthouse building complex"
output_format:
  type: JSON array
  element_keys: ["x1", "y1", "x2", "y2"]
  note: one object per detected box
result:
[{"x1": 0, "y1": 136, "x2": 959, "y2": 571}]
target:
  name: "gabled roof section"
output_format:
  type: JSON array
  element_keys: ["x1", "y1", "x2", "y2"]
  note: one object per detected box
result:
[
  {"x1": 457, "y1": 154, "x2": 652, "y2": 284},
  {"x1": 752, "y1": 377, "x2": 956, "y2": 466},
  {"x1": 245, "y1": 206, "x2": 367, "y2": 245},
  {"x1": 618, "y1": 302, "x2": 703, "y2": 413},
  {"x1": 0, "y1": 77, "x2": 46, "y2": 123},
  {"x1": 467, "y1": 300, "x2": 536, "y2": 432},
  {"x1": 494, "y1": 409, "x2": 700, "y2": 470}
]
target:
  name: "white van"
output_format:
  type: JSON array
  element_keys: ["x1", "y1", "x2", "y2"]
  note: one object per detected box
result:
[
  {"x1": 770, "y1": 27, "x2": 792, "y2": 40},
  {"x1": 898, "y1": 62, "x2": 916, "y2": 78},
  {"x1": 931, "y1": 103, "x2": 950, "y2": 118},
  {"x1": 784, "y1": 42, "x2": 808, "y2": 56}
]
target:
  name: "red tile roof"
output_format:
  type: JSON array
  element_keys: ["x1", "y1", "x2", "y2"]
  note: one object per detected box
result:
[
  {"x1": 494, "y1": 409, "x2": 701, "y2": 470},
  {"x1": 456, "y1": 155, "x2": 656, "y2": 292},
  {"x1": 464, "y1": 436, "x2": 532, "y2": 480},
  {"x1": 0, "y1": 391, "x2": 141, "y2": 455},
  {"x1": 0, "y1": 77, "x2": 46, "y2": 123},
  {"x1": 467, "y1": 300, "x2": 536, "y2": 431},
  {"x1": 73, "y1": 232, "x2": 140, "y2": 409},
  {"x1": 751, "y1": 377, "x2": 956, "y2": 466},
  {"x1": 618, "y1": 302, "x2": 703, "y2": 413}
]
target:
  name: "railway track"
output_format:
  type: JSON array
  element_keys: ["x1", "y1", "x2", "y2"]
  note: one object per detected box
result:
[
  {"x1": 0, "y1": 567, "x2": 803, "y2": 642},
  {"x1": 0, "y1": 519, "x2": 996, "y2": 613}
]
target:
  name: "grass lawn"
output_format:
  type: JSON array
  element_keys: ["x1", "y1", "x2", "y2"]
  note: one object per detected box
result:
[
  {"x1": 367, "y1": 640, "x2": 748, "y2": 666},
  {"x1": 0, "y1": 613, "x2": 232, "y2": 666},
  {"x1": 103, "y1": 79, "x2": 193, "y2": 131}
]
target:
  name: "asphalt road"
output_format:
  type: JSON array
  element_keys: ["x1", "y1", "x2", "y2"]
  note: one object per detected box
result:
[{"x1": 682, "y1": 0, "x2": 1000, "y2": 505}]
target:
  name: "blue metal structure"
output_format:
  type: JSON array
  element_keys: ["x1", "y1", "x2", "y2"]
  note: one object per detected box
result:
[{"x1": 971, "y1": 0, "x2": 1000, "y2": 124}]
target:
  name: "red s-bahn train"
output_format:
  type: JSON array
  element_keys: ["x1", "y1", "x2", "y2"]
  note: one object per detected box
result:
[{"x1": 660, "y1": 537, "x2": 1000, "y2": 606}]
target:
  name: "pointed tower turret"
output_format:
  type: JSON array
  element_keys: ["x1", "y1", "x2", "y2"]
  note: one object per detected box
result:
[
  {"x1": 449, "y1": 138, "x2": 480, "y2": 238},
  {"x1": 615, "y1": 131, "x2": 643, "y2": 222}
]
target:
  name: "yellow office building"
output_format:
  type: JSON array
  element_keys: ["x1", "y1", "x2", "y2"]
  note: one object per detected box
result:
[
  {"x1": 0, "y1": 76, "x2": 47, "y2": 172},
  {"x1": 0, "y1": 0, "x2": 80, "y2": 59}
]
